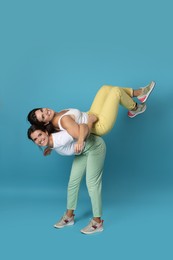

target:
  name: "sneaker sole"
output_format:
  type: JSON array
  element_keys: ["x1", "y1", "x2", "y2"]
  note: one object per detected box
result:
[
  {"x1": 138, "y1": 81, "x2": 155, "y2": 103},
  {"x1": 80, "y1": 227, "x2": 104, "y2": 235},
  {"x1": 128, "y1": 105, "x2": 147, "y2": 118}
]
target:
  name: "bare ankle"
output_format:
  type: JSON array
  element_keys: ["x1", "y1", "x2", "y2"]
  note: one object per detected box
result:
[
  {"x1": 93, "y1": 217, "x2": 101, "y2": 223},
  {"x1": 66, "y1": 210, "x2": 74, "y2": 218}
]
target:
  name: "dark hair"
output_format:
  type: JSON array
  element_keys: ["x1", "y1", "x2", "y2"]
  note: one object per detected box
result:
[
  {"x1": 27, "y1": 108, "x2": 43, "y2": 125},
  {"x1": 27, "y1": 124, "x2": 56, "y2": 141}
]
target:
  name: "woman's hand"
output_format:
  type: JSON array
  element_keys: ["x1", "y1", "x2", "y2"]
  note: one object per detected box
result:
[
  {"x1": 74, "y1": 141, "x2": 85, "y2": 154},
  {"x1": 88, "y1": 114, "x2": 98, "y2": 124},
  {"x1": 43, "y1": 147, "x2": 52, "y2": 156},
  {"x1": 87, "y1": 114, "x2": 98, "y2": 134}
]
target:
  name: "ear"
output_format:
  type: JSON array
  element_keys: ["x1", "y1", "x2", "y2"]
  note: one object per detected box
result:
[{"x1": 45, "y1": 131, "x2": 49, "y2": 136}]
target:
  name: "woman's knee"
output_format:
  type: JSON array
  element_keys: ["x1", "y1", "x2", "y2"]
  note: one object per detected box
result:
[
  {"x1": 111, "y1": 86, "x2": 121, "y2": 95},
  {"x1": 100, "y1": 85, "x2": 112, "y2": 92}
]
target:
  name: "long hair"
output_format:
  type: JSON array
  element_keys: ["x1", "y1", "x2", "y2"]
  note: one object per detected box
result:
[{"x1": 27, "y1": 108, "x2": 43, "y2": 125}]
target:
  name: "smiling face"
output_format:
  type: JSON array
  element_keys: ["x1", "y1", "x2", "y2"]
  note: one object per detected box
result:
[
  {"x1": 35, "y1": 108, "x2": 55, "y2": 124},
  {"x1": 30, "y1": 130, "x2": 49, "y2": 147}
]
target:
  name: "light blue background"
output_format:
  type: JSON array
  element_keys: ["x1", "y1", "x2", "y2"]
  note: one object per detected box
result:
[{"x1": 0, "y1": 0, "x2": 173, "y2": 259}]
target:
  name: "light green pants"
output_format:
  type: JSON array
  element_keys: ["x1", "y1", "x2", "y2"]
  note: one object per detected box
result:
[
  {"x1": 89, "y1": 85, "x2": 136, "y2": 136},
  {"x1": 67, "y1": 135, "x2": 106, "y2": 217}
]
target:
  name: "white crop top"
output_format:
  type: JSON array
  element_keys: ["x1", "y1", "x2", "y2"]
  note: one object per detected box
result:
[{"x1": 58, "y1": 108, "x2": 88, "y2": 130}]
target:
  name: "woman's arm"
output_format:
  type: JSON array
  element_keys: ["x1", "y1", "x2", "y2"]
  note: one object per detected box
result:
[
  {"x1": 61, "y1": 114, "x2": 98, "y2": 138},
  {"x1": 60, "y1": 115, "x2": 85, "y2": 139},
  {"x1": 61, "y1": 114, "x2": 98, "y2": 153},
  {"x1": 74, "y1": 115, "x2": 98, "y2": 153},
  {"x1": 74, "y1": 124, "x2": 89, "y2": 153},
  {"x1": 60, "y1": 115, "x2": 90, "y2": 154}
]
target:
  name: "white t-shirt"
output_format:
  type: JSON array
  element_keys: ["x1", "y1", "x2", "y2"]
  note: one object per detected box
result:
[
  {"x1": 58, "y1": 108, "x2": 88, "y2": 130},
  {"x1": 51, "y1": 130, "x2": 85, "y2": 156}
]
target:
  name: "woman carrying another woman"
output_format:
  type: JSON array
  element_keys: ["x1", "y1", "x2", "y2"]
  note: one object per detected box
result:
[
  {"x1": 27, "y1": 81, "x2": 155, "y2": 234},
  {"x1": 27, "y1": 123, "x2": 106, "y2": 235}
]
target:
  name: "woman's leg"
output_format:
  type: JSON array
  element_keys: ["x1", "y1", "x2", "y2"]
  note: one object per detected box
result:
[
  {"x1": 88, "y1": 85, "x2": 134, "y2": 116},
  {"x1": 80, "y1": 136, "x2": 106, "y2": 234},
  {"x1": 54, "y1": 141, "x2": 90, "y2": 229},
  {"x1": 89, "y1": 85, "x2": 136, "y2": 135},
  {"x1": 54, "y1": 155, "x2": 87, "y2": 229},
  {"x1": 88, "y1": 85, "x2": 114, "y2": 115},
  {"x1": 85, "y1": 136, "x2": 106, "y2": 219},
  {"x1": 67, "y1": 154, "x2": 87, "y2": 211}
]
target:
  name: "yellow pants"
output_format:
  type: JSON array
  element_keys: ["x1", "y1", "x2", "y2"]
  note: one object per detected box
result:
[{"x1": 88, "y1": 85, "x2": 136, "y2": 136}]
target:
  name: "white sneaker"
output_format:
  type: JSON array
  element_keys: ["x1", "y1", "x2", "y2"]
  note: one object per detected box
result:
[
  {"x1": 137, "y1": 81, "x2": 155, "y2": 103},
  {"x1": 128, "y1": 103, "x2": 146, "y2": 118},
  {"x1": 54, "y1": 214, "x2": 74, "y2": 229},
  {"x1": 80, "y1": 219, "x2": 104, "y2": 235}
]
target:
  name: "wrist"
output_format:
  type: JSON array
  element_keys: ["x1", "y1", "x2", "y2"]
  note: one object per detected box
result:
[{"x1": 78, "y1": 139, "x2": 84, "y2": 143}]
